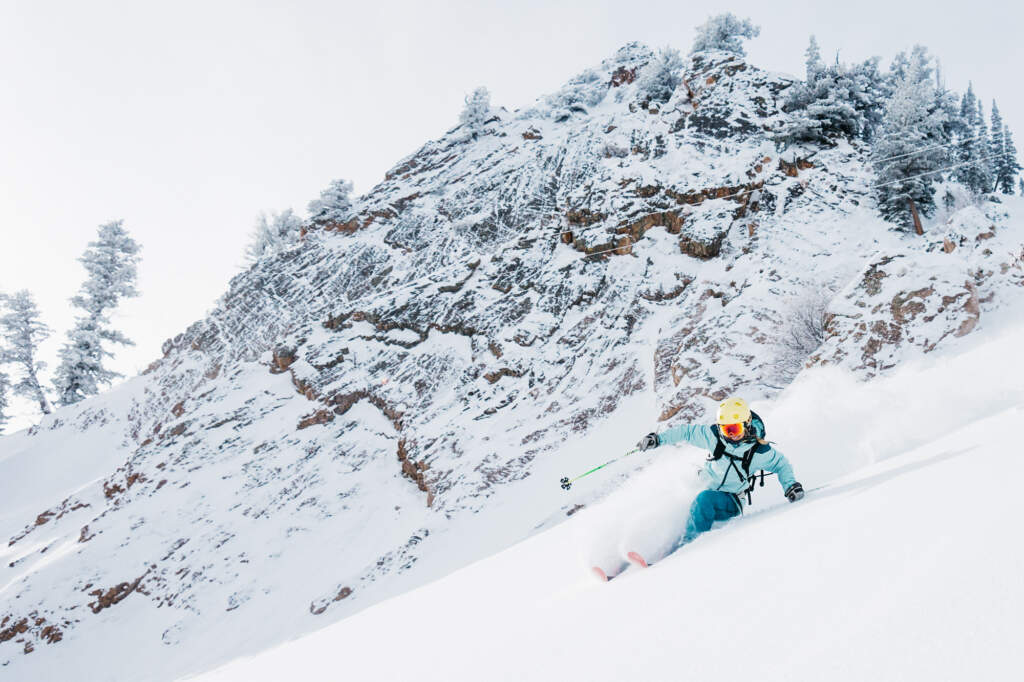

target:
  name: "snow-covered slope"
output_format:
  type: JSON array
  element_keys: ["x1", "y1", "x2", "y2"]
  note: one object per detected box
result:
[
  {"x1": 2, "y1": 42, "x2": 1023, "y2": 680},
  {"x1": 196, "y1": 311, "x2": 1024, "y2": 682}
]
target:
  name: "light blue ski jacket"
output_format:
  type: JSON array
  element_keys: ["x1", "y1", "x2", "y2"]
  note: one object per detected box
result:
[{"x1": 658, "y1": 423, "x2": 797, "y2": 497}]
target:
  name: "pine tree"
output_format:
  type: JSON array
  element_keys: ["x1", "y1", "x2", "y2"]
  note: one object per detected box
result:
[
  {"x1": 954, "y1": 85, "x2": 991, "y2": 194},
  {"x1": 459, "y1": 86, "x2": 492, "y2": 137},
  {"x1": 245, "y1": 209, "x2": 303, "y2": 264},
  {"x1": 988, "y1": 100, "x2": 1005, "y2": 192},
  {"x1": 53, "y1": 220, "x2": 141, "y2": 406},
  {"x1": 958, "y1": 82, "x2": 977, "y2": 132},
  {"x1": 932, "y1": 63, "x2": 961, "y2": 147},
  {"x1": 805, "y1": 35, "x2": 824, "y2": 82},
  {"x1": 0, "y1": 290, "x2": 53, "y2": 415},
  {"x1": 852, "y1": 56, "x2": 888, "y2": 141},
  {"x1": 777, "y1": 37, "x2": 869, "y2": 146},
  {"x1": 637, "y1": 47, "x2": 684, "y2": 103},
  {"x1": 307, "y1": 179, "x2": 354, "y2": 226},
  {"x1": 974, "y1": 99, "x2": 993, "y2": 192},
  {"x1": 872, "y1": 50, "x2": 948, "y2": 233},
  {"x1": 0, "y1": 371, "x2": 10, "y2": 434},
  {"x1": 1001, "y1": 125, "x2": 1023, "y2": 194},
  {"x1": 690, "y1": 13, "x2": 760, "y2": 56}
]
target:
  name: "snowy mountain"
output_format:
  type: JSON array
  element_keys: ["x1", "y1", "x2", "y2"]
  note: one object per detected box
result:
[
  {"x1": 194, "y1": 309, "x2": 1024, "y2": 682},
  {"x1": 2, "y1": 43, "x2": 1022, "y2": 681}
]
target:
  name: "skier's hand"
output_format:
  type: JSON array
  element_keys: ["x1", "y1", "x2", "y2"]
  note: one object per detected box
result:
[
  {"x1": 637, "y1": 432, "x2": 659, "y2": 451},
  {"x1": 785, "y1": 482, "x2": 805, "y2": 503}
]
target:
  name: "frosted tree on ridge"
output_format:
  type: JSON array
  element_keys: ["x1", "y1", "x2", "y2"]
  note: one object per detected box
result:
[
  {"x1": 0, "y1": 290, "x2": 53, "y2": 415},
  {"x1": 245, "y1": 208, "x2": 304, "y2": 264},
  {"x1": 637, "y1": 47, "x2": 685, "y2": 103},
  {"x1": 307, "y1": 179, "x2": 354, "y2": 226},
  {"x1": 690, "y1": 13, "x2": 760, "y2": 56},
  {"x1": 53, "y1": 220, "x2": 141, "y2": 406},
  {"x1": 0, "y1": 371, "x2": 9, "y2": 433},
  {"x1": 459, "y1": 86, "x2": 492, "y2": 137}
]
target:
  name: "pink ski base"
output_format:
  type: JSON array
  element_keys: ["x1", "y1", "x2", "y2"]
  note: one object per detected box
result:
[
  {"x1": 591, "y1": 566, "x2": 610, "y2": 582},
  {"x1": 626, "y1": 551, "x2": 648, "y2": 568}
]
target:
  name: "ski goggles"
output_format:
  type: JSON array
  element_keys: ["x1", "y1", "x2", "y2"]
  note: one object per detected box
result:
[{"x1": 720, "y1": 422, "x2": 745, "y2": 439}]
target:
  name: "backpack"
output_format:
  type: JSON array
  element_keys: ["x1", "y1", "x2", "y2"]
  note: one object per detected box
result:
[{"x1": 708, "y1": 410, "x2": 770, "y2": 506}]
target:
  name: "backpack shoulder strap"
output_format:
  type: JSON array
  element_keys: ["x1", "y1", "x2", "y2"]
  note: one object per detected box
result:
[{"x1": 710, "y1": 425, "x2": 726, "y2": 460}]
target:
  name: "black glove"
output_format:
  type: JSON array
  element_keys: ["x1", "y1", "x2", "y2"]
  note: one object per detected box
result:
[
  {"x1": 785, "y1": 482, "x2": 805, "y2": 503},
  {"x1": 637, "y1": 432, "x2": 659, "y2": 451}
]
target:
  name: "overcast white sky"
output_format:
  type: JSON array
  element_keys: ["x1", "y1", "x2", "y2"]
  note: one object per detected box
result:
[{"x1": 1, "y1": 0, "x2": 1021, "y2": 429}]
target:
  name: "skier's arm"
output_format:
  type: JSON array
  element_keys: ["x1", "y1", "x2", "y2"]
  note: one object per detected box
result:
[
  {"x1": 657, "y1": 424, "x2": 718, "y2": 450},
  {"x1": 752, "y1": 444, "x2": 797, "y2": 492}
]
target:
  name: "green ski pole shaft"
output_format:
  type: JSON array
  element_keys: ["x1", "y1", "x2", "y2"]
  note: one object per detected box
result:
[{"x1": 560, "y1": 448, "x2": 640, "y2": 490}]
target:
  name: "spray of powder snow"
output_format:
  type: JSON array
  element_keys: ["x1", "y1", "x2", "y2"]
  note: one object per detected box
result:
[{"x1": 570, "y1": 299, "x2": 1024, "y2": 572}]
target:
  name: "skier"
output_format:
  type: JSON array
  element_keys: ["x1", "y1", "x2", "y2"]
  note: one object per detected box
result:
[{"x1": 633, "y1": 397, "x2": 804, "y2": 563}]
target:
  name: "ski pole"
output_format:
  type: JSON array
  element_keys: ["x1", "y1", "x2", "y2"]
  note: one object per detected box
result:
[{"x1": 560, "y1": 448, "x2": 640, "y2": 491}]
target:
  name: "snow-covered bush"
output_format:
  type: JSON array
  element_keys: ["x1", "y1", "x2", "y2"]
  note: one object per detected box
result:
[
  {"x1": 245, "y1": 209, "x2": 304, "y2": 264},
  {"x1": 459, "y1": 86, "x2": 492, "y2": 136},
  {"x1": 307, "y1": 178, "x2": 354, "y2": 226},
  {"x1": 636, "y1": 47, "x2": 684, "y2": 104},
  {"x1": 0, "y1": 290, "x2": 52, "y2": 415},
  {"x1": 0, "y1": 371, "x2": 10, "y2": 433},
  {"x1": 545, "y1": 69, "x2": 607, "y2": 122},
  {"x1": 690, "y1": 13, "x2": 759, "y2": 56},
  {"x1": 770, "y1": 289, "x2": 833, "y2": 387},
  {"x1": 53, "y1": 220, "x2": 141, "y2": 406}
]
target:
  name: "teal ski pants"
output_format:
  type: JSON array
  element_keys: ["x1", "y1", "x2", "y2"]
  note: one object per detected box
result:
[{"x1": 676, "y1": 489, "x2": 742, "y2": 549}]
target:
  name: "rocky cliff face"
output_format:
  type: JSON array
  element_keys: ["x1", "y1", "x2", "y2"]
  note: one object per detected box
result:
[{"x1": 2, "y1": 43, "x2": 1021, "y2": 678}]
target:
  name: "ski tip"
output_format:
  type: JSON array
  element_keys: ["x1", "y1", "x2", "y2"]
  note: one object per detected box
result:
[
  {"x1": 591, "y1": 566, "x2": 610, "y2": 582},
  {"x1": 626, "y1": 551, "x2": 648, "y2": 568}
]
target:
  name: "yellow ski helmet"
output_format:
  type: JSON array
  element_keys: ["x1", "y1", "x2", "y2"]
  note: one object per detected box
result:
[{"x1": 716, "y1": 397, "x2": 751, "y2": 426}]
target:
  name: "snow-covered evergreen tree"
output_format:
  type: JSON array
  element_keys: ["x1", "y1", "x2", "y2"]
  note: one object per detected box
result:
[
  {"x1": 989, "y1": 101, "x2": 1005, "y2": 192},
  {"x1": 1000, "y1": 124, "x2": 1023, "y2": 194},
  {"x1": 245, "y1": 209, "x2": 303, "y2": 264},
  {"x1": 636, "y1": 47, "x2": 684, "y2": 103},
  {"x1": 804, "y1": 35, "x2": 824, "y2": 80},
  {"x1": 52, "y1": 220, "x2": 141, "y2": 406},
  {"x1": 851, "y1": 56, "x2": 889, "y2": 141},
  {"x1": 690, "y1": 13, "x2": 760, "y2": 56},
  {"x1": 958, "y1": 82, "x2": 977, "y2": 131},
  {"x1": 954, "y1": 84, "x2": 992, "y2": 194},
  {"x1": 0, "y1": 371, "x2": 10, "y2": 433},
  {"x1": 872, "y1": 50, "x2": 948, "y2": 232},
  {"x1": 459, "y1": 86, "x2": 492, "y2": 136},
  {"x1": 777, "y1": 37, "x2": 872, "y2": 146},
  {"x1": 932, "y1": 63, "x2": 962, "y2": 146},
  {"x1": 0, "y1": 290, "x2": 53, "y2": 416},
  {"x1": 307, "y1": 179, "x2": 354, "y2": 226}
]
